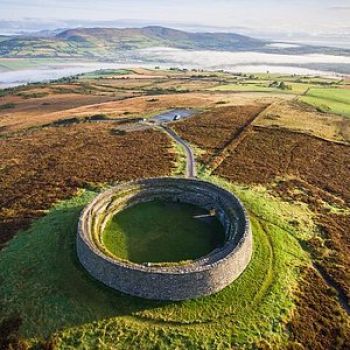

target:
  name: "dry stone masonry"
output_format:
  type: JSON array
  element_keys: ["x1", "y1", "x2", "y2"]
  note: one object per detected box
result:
[{"x1": 77, "y1": 177, "x2": 252, "y2": 301}]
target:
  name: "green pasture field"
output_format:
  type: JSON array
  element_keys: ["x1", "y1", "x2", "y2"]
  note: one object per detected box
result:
[
  {"x1": 80, "y1": 69, "x2": 133, "y2": 78},
  {"x1": 210, "y1": 76, "x2": 347, "y2": 101},
  {"x1": 0, "y1": 58, "x2": 63, "y2": 71},
  {"x1": 301, "y1": 88, "x2": 350, "y2": 117},
  {"x1": 210, "y1": 80, "x2": 316, "y2": 95},
  {"x1": 210, "y1": 83, "x2": 278, "y2": 93}
]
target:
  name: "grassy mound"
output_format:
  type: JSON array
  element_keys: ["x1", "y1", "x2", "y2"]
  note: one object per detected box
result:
[
  {"x1": 0, "y1": 175, "x2": 316, "y2": 348},
  {"x1": 102, "y1": 200, "x2": 225, "y2": 264}
]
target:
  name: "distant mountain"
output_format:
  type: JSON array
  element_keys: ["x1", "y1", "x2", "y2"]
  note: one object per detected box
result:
[
  {"x1": 0, "y1": 26, "x2": 266, "y2": 58},
  {"x1": 0, "y1": 26, "x2": 349, "y2": 58},
  {"x1": 57, "y1": 26, "x2": 264, "y2": 50},
  {"x1": 24, "y1": 28, "x2": 67, "y2": 38}
]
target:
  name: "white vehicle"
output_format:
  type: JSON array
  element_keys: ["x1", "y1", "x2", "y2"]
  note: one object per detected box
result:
[{"x1": 173, "y1": 114, "x2": 181, "y2": 121}]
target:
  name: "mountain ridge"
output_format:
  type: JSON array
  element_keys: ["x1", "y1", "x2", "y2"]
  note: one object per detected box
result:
[{"x1": 0, "y1": 26, "x2": 349, "y2": 58}]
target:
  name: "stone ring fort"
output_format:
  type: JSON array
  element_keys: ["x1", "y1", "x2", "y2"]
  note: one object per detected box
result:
[{"x1": 77, "y1": 177, "x2": 252, "y2": 301}]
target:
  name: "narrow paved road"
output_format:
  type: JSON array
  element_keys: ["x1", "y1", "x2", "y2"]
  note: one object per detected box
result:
[{"x1": 160, "y1": 124, "x2": 197, "y2": 178}]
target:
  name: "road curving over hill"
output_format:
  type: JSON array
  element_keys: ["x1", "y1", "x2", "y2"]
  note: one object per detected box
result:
[{"x1": 160, "y1": 124, "x2": 197, "y2": 178}]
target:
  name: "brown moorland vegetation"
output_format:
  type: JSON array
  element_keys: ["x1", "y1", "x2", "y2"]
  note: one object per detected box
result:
[
  {"x1": 213, "y1": 127, "x2": 350, "y2": 306},
  {"x1": 273, "y1": 178, "x2": 350, "y2": 303},
  {"x1": 287, "y1": 268, "x2": 350, "y2": 350},
  {"x1": 0, "y1": 124, "x2": 175, "y2": 249},
  {"x1": 310, "y1": 214, "x2": 350, "y2": 303},
  {"x1": 0, "y1": 93, "x2": 128, "y2": 135},
  {"x1": 171, "y1": 104, "x2": 267, "y2": 163},
  {"x1": 1, "y1": 85, "x2": 290, "y2": 133},
  {"x1": 215, "y1": 127, "x2": 350, "y2": 202}
]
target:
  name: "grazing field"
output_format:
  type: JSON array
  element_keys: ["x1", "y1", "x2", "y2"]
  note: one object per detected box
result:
[
  {"x1": 254, "y1": 100, "x2": 350, "y2": 143},
  {"x1": 102, "y1": 201, "x2": 225, "y2": 263},
  {"x1": 81, "y1": 69, "x2": 134, "y2": 78},
  {"x1": 1, "y1": 68, "x2": 350, "y2": 349},
  {"x1": 210, "y1": 75, "x2": 337, "y2": 96},
  {"x1": 0, "y1": 57, "x2": 64, "y2": 71},
  {"x1": 301, "y1": 88, "x2": 350, "y2": 117}
]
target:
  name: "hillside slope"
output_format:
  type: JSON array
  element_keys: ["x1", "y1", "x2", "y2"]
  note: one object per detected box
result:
[
  {"x1": 0, "y1": 26, "x2": 349, "y2": 58},
  {"x1": 0, "y1": 26, "x2": 266, "y2": 58}
]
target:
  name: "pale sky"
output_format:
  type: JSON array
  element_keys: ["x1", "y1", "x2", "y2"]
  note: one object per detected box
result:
[{"x1": 0, "y1": 0, "x2": 350, "y2": 35}]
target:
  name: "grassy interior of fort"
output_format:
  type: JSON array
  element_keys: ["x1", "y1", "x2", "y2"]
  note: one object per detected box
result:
[{"x1": 102, "y1": 200, "x2": 225, "y2": 264}]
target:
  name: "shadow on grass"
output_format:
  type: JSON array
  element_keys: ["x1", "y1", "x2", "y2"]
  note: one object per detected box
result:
[{"x1": 0, "y1": 192, "x2": 173, "y2": 339}]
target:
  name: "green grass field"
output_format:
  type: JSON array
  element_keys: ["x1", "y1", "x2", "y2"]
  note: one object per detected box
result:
[
  {"x1": 0, "y1": 174, "x2": 316, "y2": 348},
  {"x1": 301, "y1": 88, "x2": 350, "y2": 117},
  {"x1": 80, "y1": 69, "x2": 133, "y2": 78},
  {"x1": 0, "y1": 58, "x2": 64, "y2": 71},
  {"x1": 209, "y1": 75, "x2": 344, "y2": 98},
  {"x1": 210, "y1": 83, "x2": 277, "y2": 93},
  {"x1": 210, "y1": 81, "x2": 316, "y2": 95},
  {"x1": 102, "y1": 200, "x2": 225, "y2": 263},
  {"x1": 287, "y1": 82, "x2": 313, "y2": 94}
]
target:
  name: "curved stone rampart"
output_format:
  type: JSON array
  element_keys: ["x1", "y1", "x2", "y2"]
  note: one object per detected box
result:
[{"x1": 77, "y1": 177, "x2": 252, "y2": 300}]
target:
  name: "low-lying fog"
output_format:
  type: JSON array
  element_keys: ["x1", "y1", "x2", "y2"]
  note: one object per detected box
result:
[
  {"x1": 0, "y1": 62, "x2": 154, "y2": 89},
  {"x1": 136, "y1": 48, "x2": 350, "y2": 75},
  {"x1": 1, "y1": 48, "x2": 349, "y2": 88}
]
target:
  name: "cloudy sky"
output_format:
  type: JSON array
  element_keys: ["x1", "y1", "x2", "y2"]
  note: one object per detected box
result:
[{"x1": 0, "y1": 0, "x2": 349, "y2": 35}]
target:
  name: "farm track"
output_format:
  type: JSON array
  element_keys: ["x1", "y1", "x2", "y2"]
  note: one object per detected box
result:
[
  {"x1": 171, "y1": 105, "x2": 267, "y2": 165},
  {"x1": 213, "y1": 128, "x2": 350, "y2": 312}
]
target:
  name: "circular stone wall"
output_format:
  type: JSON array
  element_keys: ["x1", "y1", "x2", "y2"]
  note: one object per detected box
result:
[{"x1": 77, "y1": 177, "x2": 253, "y2": 301}]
